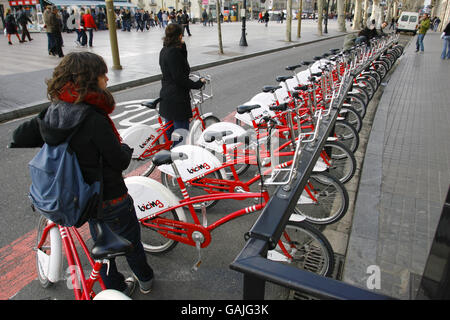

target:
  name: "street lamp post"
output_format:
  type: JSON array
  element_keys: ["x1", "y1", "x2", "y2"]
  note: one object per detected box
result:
[{"x1": 240, "y1": 0, "x2": 248, "y2": 46}]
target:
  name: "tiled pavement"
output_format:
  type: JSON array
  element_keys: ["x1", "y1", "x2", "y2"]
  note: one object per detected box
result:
[{"x1": 342, "y1": 32, "x2": 450, "y2": 299}]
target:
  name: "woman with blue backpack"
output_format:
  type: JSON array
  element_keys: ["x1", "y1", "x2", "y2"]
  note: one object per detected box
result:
[{"x1": 9, "y1": 52, "x2": 154, "y2": 297}]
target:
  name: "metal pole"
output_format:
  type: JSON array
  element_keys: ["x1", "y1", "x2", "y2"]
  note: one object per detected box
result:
[
  {"x1": 105, "y1": 0, "x2": 122, "y2": 70},
  {"x1": 324, "y1": 0, "x2": 330, "y2": 33},
  {"x1": 240, "y1": 0, "x2": 248, "y2": 46}
]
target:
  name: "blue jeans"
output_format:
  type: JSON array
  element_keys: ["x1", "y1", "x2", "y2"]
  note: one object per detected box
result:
[
  {"x1": 441, "y1": 36, "x2": 450, "y2": 59},
  {"x1": 86, "y1": 28, "x2": 94, "y2": 47},
  {"x1": 164, "y1": 118, "x2": 190, "y2": 147},
  {"x1": 88, "y1": 195, "x2": 154, "y2": 291},
  {"x1": 416, "y1": 33, "x2": 425, "y2": 51}
]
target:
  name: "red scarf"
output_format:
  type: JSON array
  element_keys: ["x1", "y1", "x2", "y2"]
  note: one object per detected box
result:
[{"x1": 58, "y1": 83, "x2": 122, "y2": 142}]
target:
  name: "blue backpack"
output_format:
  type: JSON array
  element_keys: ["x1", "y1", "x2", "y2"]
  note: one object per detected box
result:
[{"x1": 28, "y1": 124, "x2": 102, "y2": 227}]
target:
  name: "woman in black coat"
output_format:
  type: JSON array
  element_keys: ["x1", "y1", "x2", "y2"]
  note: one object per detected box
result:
[{"x1": 158, "y1": 23, "x2": 205, "y2": 146}]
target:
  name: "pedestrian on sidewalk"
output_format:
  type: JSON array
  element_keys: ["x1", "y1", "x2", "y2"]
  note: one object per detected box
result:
[
  {"x1": 416, "y1": 13, "x2": 431, "y2": 53},
  {"x1": 82, "y1": 9, "x2": 97, "y2": 47},
  {"x1": 4, "y1": 8, "x2": 24, "y2": 45},
  {"x1": 181, "y1": 10, "x2": 191, "y2": 36},
  {"x1": 43, "y1": 5, "x2": 55, "y2": 53},
  {"x1": 75, "y1": 8, "x2": 87, "y2": 47},
  {"x1": 49, "y1": 6, "x2": 64, "y2": 57},
  {"x1": 208, "y1": 9, "x2": 214, "y2": 26},
  {"x1": 158, "y1": 24, "x2": 206, "y2": 146},
  {"x1": 17, "y1": 5, "x2": 33, "y2": 42},
  {"x1": 9, "y1": 52, "x2": 155, "y2": 297},
  {"x1": 441, "y1": 21, "x2": 450, "y2": 60},
  {"x1": 264, "y1": 11, "x2": 269, "y2": 27}
]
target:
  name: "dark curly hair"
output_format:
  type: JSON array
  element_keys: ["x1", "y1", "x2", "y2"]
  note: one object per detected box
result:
[
  {"x1": 46, "y1": 52, "x2": 114, "y2": 105},
  {"x1": 162, "y1": 23, "x2": 183, "y2": 47}
]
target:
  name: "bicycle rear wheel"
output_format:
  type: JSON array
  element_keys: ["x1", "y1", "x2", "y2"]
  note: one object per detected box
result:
[
  {"x1": 295, "y1": 172, "x2": 349, "y2": 225},
  {"x1": 268, "y1": 221, "x2": 335, "y2": 277},
  {"x1": 36, "y1": 216, "x2": 62, "y2": 288},
  {"x1": 140, "y1": 209, "x2": 181, "y2": 254}
]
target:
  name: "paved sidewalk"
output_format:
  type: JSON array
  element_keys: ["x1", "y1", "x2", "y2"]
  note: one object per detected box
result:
[
  {"x1": 0, "y1": 19, "x2": 350, "y2": 122},
  {"x1": 343, "y1": 32, "x2": 450, "y2": 299}
]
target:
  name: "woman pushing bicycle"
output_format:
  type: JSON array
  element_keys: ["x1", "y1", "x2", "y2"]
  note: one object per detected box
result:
[
  {"x1": 159, "y1": 23, "x2": 206, "y2": 146},
  {"x1": 10, "y1": 52, "x2": 154, "y2": 297}
]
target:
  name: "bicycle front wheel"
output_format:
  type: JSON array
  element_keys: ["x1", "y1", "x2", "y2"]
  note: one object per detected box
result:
[
  {"x1": 36, "y1": 216, "x2": 62, "y2": 288},
  {"x1": 189, "y1": 115, "x2": 220, "y2": 145},
  {"x1": 296, "y1": 172, "x2": 349, "y2": 225},
  {"x1": 321, "y1": 141, "x2": 357, "y2": 184},
  {"x1": 334, "y1": 119, "x2": 359, "y2": 153},
  {"x1": 269, "y1": 221, "x2": 335, "y2": 277}
]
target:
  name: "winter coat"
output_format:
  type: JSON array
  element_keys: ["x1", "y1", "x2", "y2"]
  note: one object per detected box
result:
[
  {"x1": 10, "y1": 102, "x2": 132, "y2": 201},
  {"x1": 5, "y1": 14, "x2": 17, "y2": 34},
  {"x1": 82, "y1": 13, "x2": 97, "y2": 29},
  {"x1": 158, "y1": 43, "x2": 203, "y2": 121}
]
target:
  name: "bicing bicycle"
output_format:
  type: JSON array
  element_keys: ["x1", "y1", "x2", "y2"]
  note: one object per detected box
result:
[
  {"x1": 36, "y1": 218, "x2": 133, "y2": 300},
  {"x1": 125, "y1": 108, "x2": 336, "y2": 277}
]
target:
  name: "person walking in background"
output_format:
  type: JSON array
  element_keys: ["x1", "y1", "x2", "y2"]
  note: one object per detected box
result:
[
  {"x1": 9, "y1": 52, "x2": 155, "y2": 297},
  {"x1": 208, "y1": 9, "x2": 214, "y2": 26},
  {"x1": 49, "y1": 6, "x2": 64, "y2": 57},
  {"x1": 17, "y1": 5, "x2": 33, "y2": 42},
  {"x1": 4, "y1": 8, "x2": 23, "y2": 45},
  {"x1": 82, "y1": 9, "x2": 97, "y2": 47},
  {"x1": 441, "y1": 21, "x2": 450, "y2": 60},
  {"x1": 181, "y1": 10, "x2": 191, "y2": 36},
  {"x1": 43, "y1": 5, "x2": 55, "y2": 53},
  {"x1": 416, "y1": 13, "x2": 431, "y2": 53},
  {"x1": 75, "y1": 8, "x2": 87, "y2": 47},
  {"x1": 264, "y1": 11, "x2": 269, "y2": 27},
  {"x1": 158, "y1": 24, "x2": 206, "y2": 146}
]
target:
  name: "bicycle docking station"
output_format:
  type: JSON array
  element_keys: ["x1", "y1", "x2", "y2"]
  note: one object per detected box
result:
[{"x1": 230, "y1": 36, "x2": 404, "y2": 300}]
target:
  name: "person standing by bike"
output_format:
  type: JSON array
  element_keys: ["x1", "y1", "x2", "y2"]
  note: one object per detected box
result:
[
  {"x1": 159, "y1": 24, "x2": 205, "y2": 146},
  {"x1": 9, "y1": 52, "x2": 155, "y2": 297}
]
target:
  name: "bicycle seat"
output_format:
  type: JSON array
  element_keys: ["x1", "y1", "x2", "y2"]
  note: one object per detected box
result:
[
  {"x1": 294, "y1": 85, "x2": 309, "y2": 91},
  {"x1": 203, "y1": 130, "x2": 233, "y2": 143},
  {"x1": 285, "y1": 64, "x2": 302, "y2": 71},
  {"x1": 330, "y1": 48, "x2": 340, "y2": 53},
  {"x1": 141, "y1": 98, "x2": 161, "y2": 109},
  {"x1": 276, "y1": 75, "x2": 293, "y2": 82},
  {"x1": 236, "y1": 104, "x2": 261, "y2": 114},
  {"x1": 152, "y1": 150, "x2": 188, "y2": 166},
  {"x1": 269, "y1": 103, "x2": 289, "y2": 112},
  {"x1": 262, "y1": 85, "x2": 282, "y2": 93},
  {"x1": 91, "y1": 221, "x2": 133, "y2": 260},
  {"x1": 301, "y1": 61, "x2": 313, "y2": 66},
  {"x1": 313, "y1": 56, "x2": 322, "y2": 61},
  {"x1": 311, "y1": 72, "x2": 322, "y2": 77}
]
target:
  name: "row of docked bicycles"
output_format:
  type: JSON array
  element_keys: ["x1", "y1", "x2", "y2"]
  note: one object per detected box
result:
[{"x1": 35, "y1": 34, "x2": 404, "y2": 299}]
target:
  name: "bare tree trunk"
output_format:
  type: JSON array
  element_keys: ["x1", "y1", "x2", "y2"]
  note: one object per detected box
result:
[
  {"x1": 286, "y1": 0, "x2": 293, "y2": 42},
  {"x1": 337, "y1": 0, "x2": 346, "y2": 31},
  {"x1": 297, "y1": 0, "x2": 303, "y2": 38},
  {"x1": 363, "y1": 0, "x2": 369, "y2": 27},
  {"x1": 216, "y1": 0, "x2": 223, "y2": 54},
  {"x1": 317, "y1": 0, "x2": 324, "y2": 36},
  {"x1": 352, "y1": 0, "x2": 363, "y2": 30}
]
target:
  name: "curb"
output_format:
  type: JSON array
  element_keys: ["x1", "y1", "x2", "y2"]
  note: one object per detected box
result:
[{"x1": 0, "y1": 32, "x2": 350, "y2": 124}]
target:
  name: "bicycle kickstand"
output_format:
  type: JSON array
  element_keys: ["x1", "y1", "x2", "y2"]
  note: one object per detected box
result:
[{"x1": 191, "y1": 231, "x2": 205, "y2": 272}]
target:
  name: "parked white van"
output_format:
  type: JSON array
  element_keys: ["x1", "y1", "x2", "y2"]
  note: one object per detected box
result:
[{"x1": 396, "y1": 12, "x2": 419, "y2": 35}]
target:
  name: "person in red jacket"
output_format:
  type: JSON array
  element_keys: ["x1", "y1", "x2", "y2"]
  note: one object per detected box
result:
[{"x1": 82, "y1": 8, "x2": 97, "y2": 47}]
